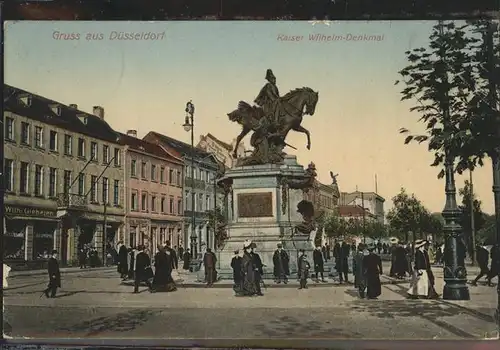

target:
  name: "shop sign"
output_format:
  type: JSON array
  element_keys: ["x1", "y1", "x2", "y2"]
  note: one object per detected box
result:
[
  {"x1": 4, "y1": 232, "x2": 25, "y2": 238},
  {"x1": 5, "y1": 205, "x2": 57, "y2": 218},
  {"x1": 36, "y1": 233, "x2": 54, "y2": 239}
]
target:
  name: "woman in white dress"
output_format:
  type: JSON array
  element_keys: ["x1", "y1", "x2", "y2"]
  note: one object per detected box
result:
[{"x1": 407, "y1": 239, "x2": 439, "y2": 299}]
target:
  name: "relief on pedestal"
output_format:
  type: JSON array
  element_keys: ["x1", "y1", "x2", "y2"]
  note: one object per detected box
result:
[{"x1": 237, "y1": 192, "x2": 273, "y2": 218}]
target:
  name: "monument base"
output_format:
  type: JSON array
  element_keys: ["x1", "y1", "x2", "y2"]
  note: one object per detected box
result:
[{"x1": 215, "y1": 155, "x2": 316, "y2": 280}]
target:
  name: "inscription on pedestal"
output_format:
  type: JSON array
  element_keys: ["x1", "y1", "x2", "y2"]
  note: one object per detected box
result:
[{"x1": 237, "y1": 192, "x2": 273, "y2": 218}]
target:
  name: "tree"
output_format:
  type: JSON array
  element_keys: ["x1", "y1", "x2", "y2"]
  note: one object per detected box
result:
[
  {"x1": 396, "y1": 21, "x2": 482, "y2": 177},
  {"x1": 364, "y1": 220, "x2": 389, "y2": 239},
  {"x1": 386, "y1": 188, "x2": 432, "y2": 243},
  {"x1": 458, "y1": 179, "x2": 486, "y2": 255},
  {"x1": 206, "y1": 206, "x2": 228, "y2": 249},
  {"x1": 324, "y1": 211, "x2": 360, "y2": 239},
  {"x1": 477, "y1": 214, "x2": 497, "y2": 245}
]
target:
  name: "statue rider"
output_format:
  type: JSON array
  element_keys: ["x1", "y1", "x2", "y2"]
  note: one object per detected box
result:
[{"x1": 254, "y1": 69, "x2": 281, "y2": 126}]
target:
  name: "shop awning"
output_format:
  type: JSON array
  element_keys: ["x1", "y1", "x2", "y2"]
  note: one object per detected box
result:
[
  {"x1": 5, "y1": 215, "x2": 59, "y2": 222},
  {"x1": 79, "y1": 213, "x2": 124, "y2": 224}
]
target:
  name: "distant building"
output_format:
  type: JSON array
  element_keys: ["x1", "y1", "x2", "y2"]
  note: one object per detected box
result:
[
  {"x1": 143, "y1": 131, "x2": 222, "y2": 258},
  {"x1": 117, "y1": 130, "x2": 184, "y2": 255},
  {"x1": 197, "y1": 133, "x2": 246, "y2": 169},
  {"x1": 4, "y1": 85, "x2": 125, "y2": 266},
  {"x1": 337, "y1": 205, "x2": 377, "y2": 222},
  {"x1": 340, "y1": 191, "x2": 385, "y2": 223}
]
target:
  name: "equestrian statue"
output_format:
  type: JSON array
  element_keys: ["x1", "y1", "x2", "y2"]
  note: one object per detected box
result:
[{"x1": 227, "y1": 69, "x2": 319, "y2": 166}]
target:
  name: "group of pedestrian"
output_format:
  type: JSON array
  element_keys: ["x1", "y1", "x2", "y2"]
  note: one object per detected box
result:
[
  {"x1": 232, "y1": 240, "x2": 265, "y2": 296},
  {"x1": 333, "y1": 240, "x2": 351, "y2": 283},
  {"x1": 352, "y1": 244, "x2": 383, "y2": 299},
  {"x1": 78, "y1": 244, "x2": 99, "y2": 269},
  {"x1": 116, "y1": 240, "x2": 179, "y2": 293}
]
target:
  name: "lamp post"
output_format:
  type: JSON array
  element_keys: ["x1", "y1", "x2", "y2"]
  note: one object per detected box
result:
[
  {"x1": 439, "y1": 22, "x2": 469, "y2": 300},
  {"x1": 183, "y1": 100, "x2": 197, "y2": 259}
]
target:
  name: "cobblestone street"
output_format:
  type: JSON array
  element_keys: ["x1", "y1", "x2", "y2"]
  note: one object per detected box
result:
[{"x1": 3, "y1": 264, "x2": 498, "y2": 340}]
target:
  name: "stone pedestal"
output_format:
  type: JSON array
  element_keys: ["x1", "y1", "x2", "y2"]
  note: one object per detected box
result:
[{"x1": 216, "y1": 155, "x2": 315, "y2": 280}]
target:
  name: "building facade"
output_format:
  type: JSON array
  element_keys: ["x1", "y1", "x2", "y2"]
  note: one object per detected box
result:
[
  {"x1": 4, "y1": 85, "x2": 125, "y2": 266},
  {"x1": 197, "y1": 133, "x2": 246, "y2": 169},
  {"x1": 143, "y1": 132, "x2": 221, "y2": 258},
  {"x1": 118, "y1": 130, "x2": 184, "y2": 255},
  {"x1": 340, "y1": 191, "x2": 385, "y2": 223}
]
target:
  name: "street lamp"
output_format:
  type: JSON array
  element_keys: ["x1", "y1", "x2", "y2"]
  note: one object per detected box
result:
[
  {"x1": 183, "y1": 100, "x2": 197, "y2": 259},
  {"x1": 439, "y1": 23, "x2": 469, "y2": 301}
]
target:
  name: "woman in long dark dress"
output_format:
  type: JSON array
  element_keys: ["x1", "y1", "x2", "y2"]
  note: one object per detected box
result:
[
  {"x1": 362, "y1": 247, "x2": 382, "y2": 299},
  {"x1": 153, "y1": 245, "x2": 177, "y2": 292},
  {"x1": 182, "y1": 249, "x2": 191, "y2": 270}
]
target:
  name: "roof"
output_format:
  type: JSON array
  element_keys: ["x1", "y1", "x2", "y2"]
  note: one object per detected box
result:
[
  {"x1": 4, "y1": 84, "x2": 120, "y2": 143},
  {"x1": 341, "y1": 191, "x2": 385, "y2": 204},
  {"x1": 203, "y1": 133, "x2": 233, "y2": 152},
  {"x1": 337, "y1": 205, "x2": 369, "y2": 217},
  {"x1": 144, "y1": 131, "x2": 218, "y2": 166},
  {"x1": 116, "y1": 132, "x2": 183, "y2": 165}
]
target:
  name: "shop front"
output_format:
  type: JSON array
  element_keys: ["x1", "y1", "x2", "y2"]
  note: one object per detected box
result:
[{"x1": 4, "y1": 204, "x2": 58, "y2": 269}]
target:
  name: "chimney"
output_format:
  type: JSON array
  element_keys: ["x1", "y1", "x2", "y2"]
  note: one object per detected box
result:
[
  {"x1": 93, "y1": 106, "x2": 104, "y2": 119},
  {"x1": 126, "y1": 130, "x2": 138, "y2": 138},
  {"x1": 69, "y1": 104, "x2": 78, "y2": 109}
]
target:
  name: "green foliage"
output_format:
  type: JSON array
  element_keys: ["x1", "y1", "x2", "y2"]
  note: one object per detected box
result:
[
  {"x1": 323, "y1": 210, "x2": 389, "y2": 239},
  {"x1": 458, "y1": 179, "x2": 486, "y2": 253},
  {"x1": 386, "y1": 188, "x2": 439, "y2": 242},
  {"x1": 477, "y1": 214, "x2": 497, "y2": 245},
  {"x1": 206, "y1": 206, "x2": 228, "y2": 249},
  {"x1": 396, "y1": 21, "x2": 496, "y2": 177}
]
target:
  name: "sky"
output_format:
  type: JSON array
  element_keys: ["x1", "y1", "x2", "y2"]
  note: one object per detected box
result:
[{"x1": 4, "y1": 20, "x2": 496, "y2": 215}]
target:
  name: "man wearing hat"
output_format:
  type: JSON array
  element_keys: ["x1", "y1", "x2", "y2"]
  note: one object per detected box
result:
[
  {"x1": 254, "y1": 69, "x2": 281, "y2": 125},
  {"x1": 43, "y1": 250, "x2": 61, "y2": 298},
  {"x1": 407, "y1": 240, "x2": 438, "y2": 299},
  {"x1": 272, "y1": 243, "x2": 290, "y2": 284},
  {"x1": 231, "y1": 249, "x2": 243, "y2": 290}
]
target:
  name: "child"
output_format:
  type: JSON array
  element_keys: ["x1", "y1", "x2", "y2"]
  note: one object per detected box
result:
[{"x1": 297, "y1": 249, "x2": 311, "y2": 289}]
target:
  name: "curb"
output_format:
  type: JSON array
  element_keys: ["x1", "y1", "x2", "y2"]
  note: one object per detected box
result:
[{"x1": 8, "y1": 266, "x2": 115, "y2": 279}]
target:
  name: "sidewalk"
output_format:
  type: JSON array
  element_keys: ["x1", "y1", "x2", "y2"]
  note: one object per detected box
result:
[{"x1": 8, "y1": 266, "x2": 115, "y2": 278}]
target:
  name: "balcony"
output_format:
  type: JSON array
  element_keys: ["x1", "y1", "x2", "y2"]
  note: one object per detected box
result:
[
  {"x1": 183, "y1": 210, "x2": 208, "y2": 219},
  {"x1": 184, "y1": 177, "x2": 206, "y2": 190},
  {"x1": 56, "y1": 193, "x2": 88, "y2": 209}
]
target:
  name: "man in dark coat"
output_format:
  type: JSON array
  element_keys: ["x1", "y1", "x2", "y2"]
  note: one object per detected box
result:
[
  {"x1": 251, "y1": 244, "x2": 264, "y2": 296},
  {"x1": 133, "y1": 245, "x2": 154, "y2": 293},
  {"x1": 336, "y1": 241, "x2": 350, "y2": 283},
  {"x1": 117, "y1": 241, "x2": 129, "y2": 279},
  {"x1": 392, "y1": 243, "x2": 409, "y2": 279},
  {"x1": 231, "y1": 250, "x2": 243, "y2": 287},
  {"x1": 487, "y1": 244, "x2": 499, "y2": 287},
  {"x1": 183, "y1": 248, "x2": 191, "y2": 270},
  {"x1": 203, "y1": 248, "x2": 217, "y2": 286},
  {"x1": 471, "y1": 245, "x2": 490, "y2": 286},
  {"x1": 326, "y1": 244, "x2": 331, "y2": 260},
  {"x1": 313, "y1": 245, "x2": 326, "y2": 282},
  {"x1": 362, "y1": 246, "x2": 382, "y2": 299},
  {"x1": 78, "y1": 246, "x2": 87, "y2": 269},
  {"x1": 272, "y1": 243, "x2": 290, "y2": 284},
  {"x1": 43, "y1": 250, "x2": 61, "y2": 298},
  {"x1": 178, "y1": 246, "x2": 184, "y2": 260}
]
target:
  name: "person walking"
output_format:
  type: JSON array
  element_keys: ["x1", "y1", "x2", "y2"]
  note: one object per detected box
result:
[
  {"x1": 353, "y1": 243, "x2": 368, "y2": 298},
  {"x1": 470, "y1": 244, "x2": 490, "y2": 286},
  {"x1": 231, "y1": 249, "x2": 243, "y2": 291},
  {"x1": 272, "y1": 243, "x2": 290, "y2": 284},
  {"x1": 43, "y1": 250, "x2": 61, "y2": 298},
  {"x1": 203, "y1": 248, "x2": 217, "y2": 287},
  {"x1": 182, "y1": 248, "x2": 191, "y2": 270},
  {"x1": 133, "y1": 245, "x2": 154, "y2": 294},
  {"x1": 363, "y1": 246, "x2": 383, "y2": 299},
  {"x1": 251, "y1": 244, "x2": 264, "y2": 296}
]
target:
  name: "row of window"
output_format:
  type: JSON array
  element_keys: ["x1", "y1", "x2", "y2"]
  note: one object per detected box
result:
[
  {"x1": 130, "y1": 191, "x2": 182, "y2": 215},
  {"x1": 4, "y1": 159, "x2": 120, "y2": 205},
  {"x1": 5, "y1": 117, "x2": 121, "y2": 166},
  {"x1": 130, "y1": 159, "x2": 181, "y2": 186},
  {"x1": 183, "y1": 190, "x2": 213, "y2": 212},
  {"x1": 185, "y1": 165, "x2": 215, "y2": 183}
]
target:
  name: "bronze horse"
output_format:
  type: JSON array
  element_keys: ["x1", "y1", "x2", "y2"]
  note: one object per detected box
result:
[{"x1": 228, "y1": 87, "x2": 319, "y2": 158}]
